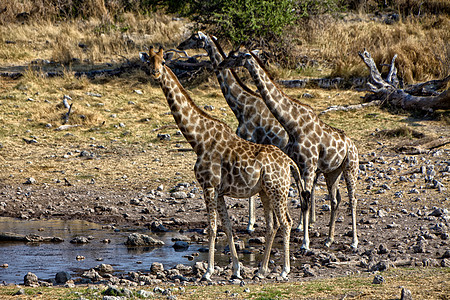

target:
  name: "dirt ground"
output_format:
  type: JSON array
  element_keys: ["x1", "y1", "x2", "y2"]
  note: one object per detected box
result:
[{"x1": 1, "y1": 117, "x2": 449, "y2": 284}]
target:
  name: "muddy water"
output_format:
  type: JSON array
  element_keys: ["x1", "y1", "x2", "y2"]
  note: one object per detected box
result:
[{"x1": 0, "y1": 217, "x2": 260, "y2": 284}]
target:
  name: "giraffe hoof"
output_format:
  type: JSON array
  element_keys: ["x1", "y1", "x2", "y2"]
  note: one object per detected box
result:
[
  {"x1": 246, "y1": 228, "x2": 255, "y2": 234},
  {"x1": 200, "y1": 273, "x2": 212, "y2": 282},
  {"x1": 231, "y1": 274, "x2": 243, "y2": 280},
  {"x1": 324, "y1": 238, "x2": 333, "y2": 248}
]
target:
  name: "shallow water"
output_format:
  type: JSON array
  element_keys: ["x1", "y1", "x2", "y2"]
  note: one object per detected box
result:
[{"x1": 0, "y1": 217, "x2": 260, "y2": 284}]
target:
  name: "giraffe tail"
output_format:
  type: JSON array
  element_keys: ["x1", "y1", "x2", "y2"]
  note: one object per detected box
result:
[{"x1": 290, "y1": 162, "x2": 304, "y2": 196}]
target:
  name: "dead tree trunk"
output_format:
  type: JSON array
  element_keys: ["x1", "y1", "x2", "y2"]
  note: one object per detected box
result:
[{"x1": 358, "y1": 50, "x2": 450, "y2": 112}]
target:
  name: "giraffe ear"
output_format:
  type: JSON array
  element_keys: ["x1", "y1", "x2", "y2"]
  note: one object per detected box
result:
[
  {"x1": 149, "y1": 46, "x2": 156, "y2": 56},
  {"x1": 139, "y1": 52, "x2": 149, "y2": 63}
]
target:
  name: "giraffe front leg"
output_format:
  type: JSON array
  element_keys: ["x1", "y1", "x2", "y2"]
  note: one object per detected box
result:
[
  {"x1": 217, "y1": 196, "x2": 242, "y2": 279},
  {"x1": 300, "y1": 190, "x2": 311, "y2": 251},
  {"x1": 247, "y1": 196, "x2": 256, "y2": 234},
  {"x1": 201, "y1": 188, "x2": 217, "y2": 282}
]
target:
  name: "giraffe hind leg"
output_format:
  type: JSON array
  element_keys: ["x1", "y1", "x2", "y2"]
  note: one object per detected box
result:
[
  {"x1": 217, "y1": 195, "x2": 242, "y2": 279},
  {"x1": 325, "y1": 170, "x2": 342, "y2": 248}
]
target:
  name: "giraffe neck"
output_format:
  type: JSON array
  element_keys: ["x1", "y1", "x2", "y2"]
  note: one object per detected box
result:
[
  {"x1": 205, "y1": 37, "x2": 257, "y2": 119},
  {"x1": 159, "y1": 65, "x2": 223, "y2": 153},
  {"x1": 245, "y1": 54, "x2": 313, "y2": 136}
]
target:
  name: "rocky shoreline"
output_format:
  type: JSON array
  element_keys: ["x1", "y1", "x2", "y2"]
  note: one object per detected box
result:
[{"x1": 0, "y1": 147, "x2": 449, "y2": 295}]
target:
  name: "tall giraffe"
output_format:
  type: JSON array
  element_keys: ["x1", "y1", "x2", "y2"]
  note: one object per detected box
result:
[
  {"x1": 177, "y1": 32, "x2": 289, "y2": 233},
  {"x1": 140, "y1": 47, "x2": 302, "y2": 280},
  {"x1": 219, "y1": 50, "x2": 359, "y2": 251}
]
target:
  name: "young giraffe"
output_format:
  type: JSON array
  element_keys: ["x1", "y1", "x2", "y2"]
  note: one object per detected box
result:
[
  {"x1": 177, "y1": 32, "x2": 289, "y2": 233},
  {"x1": 219, "y1": 50, "x2": 359, "y2": 251},
  {"x1": 140, "y1": 47, "x2": 302, "y2": 280}
]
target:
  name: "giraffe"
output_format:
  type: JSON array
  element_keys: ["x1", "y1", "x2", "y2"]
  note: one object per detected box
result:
[
  {"x1": 177, "y1": 32, "x2": 289, "y2": 233},
  {"x1": 219, "y1": 50, "x2": 359, "y2": 251},
  {"x1": 139, "y1": 47, "x2": 303, "y2": 280}
]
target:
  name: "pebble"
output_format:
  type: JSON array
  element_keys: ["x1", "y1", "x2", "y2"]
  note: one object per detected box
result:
[{"x1": 372, "y1": 275, "x2": 385, "y2": 284}]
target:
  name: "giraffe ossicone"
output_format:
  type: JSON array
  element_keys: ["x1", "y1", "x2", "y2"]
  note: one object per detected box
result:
[{"x1": 140, "y1": 46, "x2": 303, "y2": 281}]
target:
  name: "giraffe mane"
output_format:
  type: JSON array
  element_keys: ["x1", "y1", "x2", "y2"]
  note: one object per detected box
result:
[
  {"x1": 163, "y1": 64, "x2": 232, "y2": 129},
  {"x1": 209, "y1": 37, "x2": 261, "y2": 98}
]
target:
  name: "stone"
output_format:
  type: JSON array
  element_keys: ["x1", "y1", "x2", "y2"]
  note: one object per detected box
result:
[
  {"x1": 372, "y1": 275, "x2": 385, "y2": 284},
  {"x1": 400, "y1": 287, "x2": 413, "y2": 300},
  {"x1": 95, "y1": 264, "x2": 114, "y2": 273},
  {"x1": 124, "y1": 233, "x2": 164, "y2": 246},
  {"x1": 55, "y1": 271, "x2": 71, "y2": 284},
  {"x1": 150, "y1": 221, "x2": 168, "y2": 232},
  {"x1": 24, "y1": 177, "x2": 36, "y2": 184},
  {"x1": 82, "y1": 269, "x2": 103, "y2": 282},
  {"x1": 13, "y1": 288, "x2": 26, "y2": 295},
  {"x1": 70, "y1": 236, "x2": 90, "y2": 244},
  {"x1": 151, "y1": 262, "x2": 164, "y2": 273},
  {"x1": 248, "y1": 237, "x2": 265, "y2": 244},
  {"x1": 442, "y1": 249, "x2": 450, "y2": 259},
  {"x1": 24, "y1": 272, "x2": 39, "y2": 286},
  {"x1": 137, "y1": 290, "x2": 154, "y2": 298},
  {"x1": 173, "y1": 241, "x2": 189, "y2": 250}
]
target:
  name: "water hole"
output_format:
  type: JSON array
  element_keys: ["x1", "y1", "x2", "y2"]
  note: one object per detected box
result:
[{"x1": 0, "y1": 217, "x2": 262, "y2": 284}]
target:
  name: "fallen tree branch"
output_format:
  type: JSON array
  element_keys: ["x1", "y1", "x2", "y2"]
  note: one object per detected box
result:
[
  {"x1": 358, "y1": 49, "x2": 450, "y2": 112},
  {"x1": 320, "y1": 100, "x2": 381, "y2": 115}
]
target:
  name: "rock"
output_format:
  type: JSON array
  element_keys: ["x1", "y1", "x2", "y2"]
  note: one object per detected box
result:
[
  {"x1": 204, "y1": 105, "x2": 214, "y2": 111},
  {"x1": 124, "y1": 233, "x2": 164, "y2": 247},
  {"x1": 13, "y1": 288, "x2": 26, "y2": 295},
  {"x1": 412, "y1": 240, "x2": 427, "y2": 253},
  {"x1": 369, "y1": 260, "x2": 393, "y2": 272},
  {"x1": 171, "y1": 191, "x2": 188, "y2": 199},
  {"x1": 441, "y1": 259, "x2": 450, "y2": 267},
  {"x1": 150, "y1": 221, "x2": 168, "y2": 232},
  {"x1": 24, "y1": 177, "x2": 36, "y2": 184},
  {"x1": 103, "y1": 285, "x2": 123, "y2": 296},
  {"x1": 157, "y1": 133, "x2": 171, "y2": 141},
  {"x1": 95, "y1": 264, "x2": 114, "y2": 273},
  {"x1": 82, "y1": 269, "x2": 103, "y2": 282},
  {"x1": 137, "y1": 290, "x2": 154, "y2": 298},
  {"x1": 302, "y1": 264, "x2": 316, "y2": 277},
  {"x1": 55, "y1": 271, "x2": 71, "y2": 284},
  {"x1": 173, "y1": 241, "x2": 189, "y2": 250},
  {"x1": 372, "y1": 275, "x2": 385, "y2": 284},
  {"x1": 248, "y1": 237, "x2": 265, "y2": 244},
  {"x1": 24, "y1": 272, "x2": 39, "y2": 286},
  {"x1": 70, "y1": 236, "x2": 90, "y2": 244},
  {"x1": 151, "y1": 262, "x2": 164, "y2": 274},
  {"x1": 429, "y1": 208, "x2": 448, "y2": 217},
  {"x1": 401, "y1": 287, "x2": 413, "y2": 300},
  {"x1": 193, "y1": 261, "x2": 207, "y2": 277},
  {"x1": 442, "y1": 250, "x2": 450, "y2": 259}
]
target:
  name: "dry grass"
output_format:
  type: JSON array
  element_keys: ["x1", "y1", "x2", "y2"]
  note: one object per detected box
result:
[
  {"x1": 0, "y1": 268, "x2": 448, "y2": 299},
  {"x1": 293, "y1": 13, "x2": 449, "y2": 83}
]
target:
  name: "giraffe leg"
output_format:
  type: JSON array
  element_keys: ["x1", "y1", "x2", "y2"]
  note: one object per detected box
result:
[
  {"x1": 325, "y1": 170, "x2": 342, "y2": 248},
  {"x1": 275, "y1": 197, "x2": 292, "y2": 279},
  {"x1": 217, "y1": 195, "x2": 242, "y2": 279},
  {"x1": 344, "y1": 169, "x2": 358, "y2": 251},
  {"x1": 310, "y1": 174, "x2": 319, "y2": 224},
  {"x1": 247, "y1": 196, "x2": 256, "y2": 234},
  {"x1": 201, "y1": 188, "x2": 217, "y2": 281},
  {"x1": 300, "y1": 190, "x2": 311, "y2": 250},
  {"x1": 255, "y1": 192, "x2": 278, "y2": 278}
]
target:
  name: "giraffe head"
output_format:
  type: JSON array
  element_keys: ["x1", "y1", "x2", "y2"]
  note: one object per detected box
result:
[
  {"x1": 139, "y1": 46, "x2": 165, "y2": 80},
  {"x1": 177, "y1": 31, "x2": 209, "y2": 50},
  {"x1": 218, "y1": 50, "x2": 253, "y2": 70}
]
